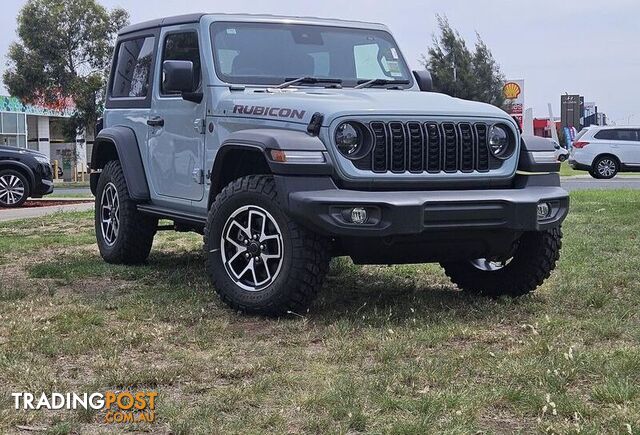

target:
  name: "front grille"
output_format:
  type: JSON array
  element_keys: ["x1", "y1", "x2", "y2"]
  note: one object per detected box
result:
[{"x1": 354, "y1": 121, "x2": 498, "y2": 174}]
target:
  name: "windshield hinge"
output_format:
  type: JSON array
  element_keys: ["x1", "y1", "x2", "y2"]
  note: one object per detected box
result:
[{"x1": 194, "y1": 118, "x2": 205, "y2": 134}]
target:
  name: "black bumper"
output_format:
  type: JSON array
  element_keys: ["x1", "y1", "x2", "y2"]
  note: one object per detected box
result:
[
  {"x1": 280, "y1": 176, "x2": 569, "y2": 238},
  {"x1": 32, "y1": 178, "x2": 54, "y2": 197}
]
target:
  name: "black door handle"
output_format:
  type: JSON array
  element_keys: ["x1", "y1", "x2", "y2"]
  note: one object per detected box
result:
[{"x1": 147, "y1": 117, "x2": 164, "y2": 127}]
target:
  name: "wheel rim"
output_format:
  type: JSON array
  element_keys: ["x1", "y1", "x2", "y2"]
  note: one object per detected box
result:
[
  {"x1": 470, "y1": 257, "x2": 513, "y2": 271},
  {"x1": 0, "y1": 174, "x2": 25, "y2": 206},
  {"x1": 100, "y1": 182, "x2": 120, "y2": 247},
  {"x1": 219, "y1": 205, "x2": 284, "y2": 292},
  {"x1": 597, "y1": 159, "x2": 616, "y2": 177}
]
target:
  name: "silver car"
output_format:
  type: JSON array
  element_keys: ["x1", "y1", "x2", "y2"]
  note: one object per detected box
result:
[{"x1": 569, "y1": 126, "x2": 640, "y2": 178}]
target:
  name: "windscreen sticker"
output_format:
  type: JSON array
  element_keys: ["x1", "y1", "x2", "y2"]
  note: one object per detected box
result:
[
  {"x1": 226, "y1": 28, "x2": 237, "y2": 35},
  {"x1": 390, "y1": 48, "x2": 399, "y2": 59},
  {"x1": 387, "y1": 61, "x2": 402, "y2": 76}
]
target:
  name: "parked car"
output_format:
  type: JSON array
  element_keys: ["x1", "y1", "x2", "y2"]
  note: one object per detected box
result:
[
  {"x1": 569, "y1": 126, "x2": 640, "y2": 178},
  {"x1": 0, "y1": 145, "x2": 54, "y2": 207},
  {"x1": 91, "y1": 14, "x2": 569, "y2": 315}
]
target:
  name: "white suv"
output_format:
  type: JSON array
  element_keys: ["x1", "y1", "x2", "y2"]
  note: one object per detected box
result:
[{"x1": 569, "y1": 126, "x2": 640, "y2": 178}]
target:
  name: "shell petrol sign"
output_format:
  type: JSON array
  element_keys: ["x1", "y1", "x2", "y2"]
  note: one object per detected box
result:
[
  {"x1": 503, "y1": 79, "x2": 525, "y2": 127},
  {"x1": 503, "y1": 82, "x2": 522, "y2": 100}
]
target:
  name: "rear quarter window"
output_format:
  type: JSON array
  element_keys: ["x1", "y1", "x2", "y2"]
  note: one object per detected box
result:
[{"x1": 111, "y1": 37, "x2": 156, "y2": 98}]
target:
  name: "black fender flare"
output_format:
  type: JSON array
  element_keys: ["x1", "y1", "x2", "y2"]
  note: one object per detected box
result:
[
  {"x1": 519, "y1": 134, "x2": 561, "y2": 173},
  {"x1": 209, "y1": 128, "x2": 332, "y2": 208},
  {"x1": 90, "y1": 126, "x2": 150, "y2": 201},
  {"x1": 0, "y1": 160, "x2": 36, "y2": 190},
  {"x1": 214, "y1": 128, "x2": 330, "y2": 175}
]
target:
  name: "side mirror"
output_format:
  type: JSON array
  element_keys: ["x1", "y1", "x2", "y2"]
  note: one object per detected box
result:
[
  {"x1": 163, "y1": 60, "x2": 202, "y2": 103},
  {"x1": 412, "y1": 70, "x2": 433, "y2": 92}
]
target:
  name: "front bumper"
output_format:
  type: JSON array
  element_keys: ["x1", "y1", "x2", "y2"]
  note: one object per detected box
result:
[
  {"x1": 280, "y1": 176, "x2": 569, "y2": 238},
  {"x1": 32, "y1": 178, "x2": 54, "y2": 197}
]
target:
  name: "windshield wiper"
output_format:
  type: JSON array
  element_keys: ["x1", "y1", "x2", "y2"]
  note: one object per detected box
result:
[
  {"x1": 277, "y1": 76, "x2": 343, "y2": 89},
  {"x1": 355, "y1": 78, "x2": 410, "y2": 89}
]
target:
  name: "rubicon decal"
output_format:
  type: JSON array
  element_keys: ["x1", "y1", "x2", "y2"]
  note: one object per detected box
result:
[{"x1": 233, "y1": 105, "x2": 306, "y2": 120}]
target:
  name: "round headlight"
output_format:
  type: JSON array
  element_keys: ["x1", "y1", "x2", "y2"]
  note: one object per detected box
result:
[
  {"x1": 488, "y1": 125, "x2": 511, "y2": 158},
  {"x1": 335, "y1": 122, "x2": 362, "y2": 157}
]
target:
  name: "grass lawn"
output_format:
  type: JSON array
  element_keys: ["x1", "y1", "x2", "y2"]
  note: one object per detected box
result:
[
  {"x1": 1, "y1": 191, "x2": 639, "y2": 434},
  {"x1": 559, "y1": 162, "x2": 587, "y2": 177}
]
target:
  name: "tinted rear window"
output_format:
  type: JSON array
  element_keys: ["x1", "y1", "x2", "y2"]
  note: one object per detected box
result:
[
  {"x1": 594, "y1": 129, "x2": 639, "y2": 141},
  {"x1": 111, "y1": 37, "x2": 156, "y2": 98}
]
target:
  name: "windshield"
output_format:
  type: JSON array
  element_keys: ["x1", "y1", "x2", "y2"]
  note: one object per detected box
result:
[{"x1": 210, "y1": 22, "x2": 413, "y2": 88}]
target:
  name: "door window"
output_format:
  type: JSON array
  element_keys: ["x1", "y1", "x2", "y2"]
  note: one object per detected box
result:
[
  {"x1": 595, "y1": 129, "x2": 639, "y2": 141},
  {"x1": 162, "y1": 32, "x2": 201, "y2": 94},
  {"x1": 111, "y1": 37, "x2": 156, "y2": 98}
]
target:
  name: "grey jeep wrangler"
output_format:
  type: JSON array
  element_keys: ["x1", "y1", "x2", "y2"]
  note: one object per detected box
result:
[{"x1": 91, "y1": 13, "x2": 569, "y2": 315}]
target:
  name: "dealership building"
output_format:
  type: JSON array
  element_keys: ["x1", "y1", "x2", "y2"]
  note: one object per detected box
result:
[{"x1": 0, "y1": 95, "x2": 89, "y2": 180}]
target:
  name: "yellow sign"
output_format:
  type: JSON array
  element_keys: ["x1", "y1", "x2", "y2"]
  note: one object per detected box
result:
[{"x1": 503, "y1": 82, "x2": 522, "y2": 100}]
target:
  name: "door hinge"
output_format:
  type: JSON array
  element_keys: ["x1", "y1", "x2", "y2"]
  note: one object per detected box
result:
[
  {"x1": 194, "y1": 118, "x2": 205, "y2": 134},
  {"x1": 192, "y1": 168, "x2": 204, "y2": 184}
]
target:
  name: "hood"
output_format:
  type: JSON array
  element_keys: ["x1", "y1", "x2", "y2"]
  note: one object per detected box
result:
[
  {"x1": 0, "y1": 145, "x2": 48, "y2": 159},
  {"x1": 215, "y1": 88, "x2": 512, "y2": 126}
]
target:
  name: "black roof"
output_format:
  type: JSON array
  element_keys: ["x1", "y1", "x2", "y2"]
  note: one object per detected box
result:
[{"x1": 118, "y1": 13, "x2": 205, "y2": 35}]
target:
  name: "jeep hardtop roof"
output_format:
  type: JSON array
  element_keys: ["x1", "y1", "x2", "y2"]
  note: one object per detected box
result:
[{"x1": 118, "y1": 13, "x2": 388, "y2": 36}]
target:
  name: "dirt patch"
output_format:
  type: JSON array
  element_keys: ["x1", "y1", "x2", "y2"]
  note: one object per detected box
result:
[{"x1": 20, "y1": 200, "x2": 93, "y2": 208}]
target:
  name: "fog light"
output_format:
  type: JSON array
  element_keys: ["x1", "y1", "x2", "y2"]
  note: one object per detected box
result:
[
  {"x1": 350, "y1": 207, "x2": 368, "y2": 224},
  {"x1": 537, "y1": 202, "x2": 551, "y2": 220}
]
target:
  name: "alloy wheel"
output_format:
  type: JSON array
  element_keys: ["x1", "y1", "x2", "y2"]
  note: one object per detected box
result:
[
  {"x1": 0, "y1": 174, "x2": 26, "y2": 206},
  {"x1": 470, "y1": 257, "x2": 513, "y2": 271},
  {"x1": 219, "y1": 205, "x2": 284, "y2": 291},
  {"x1": 100, "y1": 182, "x2": 120, "y2": 246},
  {"x1": 597, "y1": 159, "x2": 616, "y2": 177}
]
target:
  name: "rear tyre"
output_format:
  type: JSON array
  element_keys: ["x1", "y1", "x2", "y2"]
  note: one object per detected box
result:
[
  {"x1": 441, "y1": 227, "x2": 562, "y2": 297},
  {"x1": 592, "y1": 156, "x2": 618, "y2": 179},
  {"x1": 95, "y1": 160, "x2": 157, "y2": 264},
  {"x1": 0, "y1": 169, "x2": 30, "y2": 208},
  {"x1": 204, "y1": 175, "x2": 330, "y2": 316}
]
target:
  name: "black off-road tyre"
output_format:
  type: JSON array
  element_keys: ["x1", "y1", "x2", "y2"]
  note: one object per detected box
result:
[
  {"x1": 0, "y1": 169, "x2": 30, "y2": 208},
  {"x1": 204, "y1": 175, "x2": 330, "y2": 316},
  {"x1": 441, "y1": 227, "x2": 563, "y2": 297},
  {"x1": 95, "y1": 160, "x2": 157, "y2": 265}
]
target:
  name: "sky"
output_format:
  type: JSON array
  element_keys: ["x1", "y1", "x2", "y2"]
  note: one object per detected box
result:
[{"x1": 1, "y1": 0, "x2": 638, "y2": 124}]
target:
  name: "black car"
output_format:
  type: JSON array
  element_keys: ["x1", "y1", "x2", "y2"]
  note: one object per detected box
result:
[{"x1": 0, "y1": 145, "x2": 54, "y2": 207}]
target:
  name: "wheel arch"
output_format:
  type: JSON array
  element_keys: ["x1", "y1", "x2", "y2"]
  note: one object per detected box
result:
[
  {"x1": 208, "y1": 144, "x2": 272, "y2": 209},
  {"x1": 90, "y1": 126, "x2": 150, "y2": 201},
  {"x1": 0, "y1": 160, "x2": 36, "y2": 192},
  {"x1": 592, "y1": 153, "x2": 620, "y2": 167},
  {"x1": 207, "y1": 129, "x2": 329, "y2": 210}
]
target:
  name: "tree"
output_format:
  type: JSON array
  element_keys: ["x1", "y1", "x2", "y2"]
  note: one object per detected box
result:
[
  {"x1": 3, "y1": 0, "x2": 129, "y2": 138},
  {"x1": 421, "y1": 15, "x2": 506, "y2": 108}
]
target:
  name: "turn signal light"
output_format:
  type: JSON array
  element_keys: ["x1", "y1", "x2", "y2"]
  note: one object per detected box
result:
[{"x1": 573, "y1": 141, "x2": 589, "y2": 149}]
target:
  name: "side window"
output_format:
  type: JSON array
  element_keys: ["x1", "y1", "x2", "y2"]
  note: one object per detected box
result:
[
  {"x1": 162, "y1": 32, "x2": 201, "y2": 94},
  {"x1": 616, "y1": 129, "x2": 636, "y2": 141},
  {"x1": 595, "y1": 130, "x2": 617, "y2": 140},
  {"x1": 111, "y1": 37, "x2": 155, "y2": 98}
]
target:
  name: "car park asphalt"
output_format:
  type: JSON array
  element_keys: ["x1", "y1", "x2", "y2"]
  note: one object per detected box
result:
[
  {"x1": 561, "y1": 176, "x2": 640, "y2": 192},
  {"x1": 0, "y1": 202, "x2": 93, "y2": 222}
]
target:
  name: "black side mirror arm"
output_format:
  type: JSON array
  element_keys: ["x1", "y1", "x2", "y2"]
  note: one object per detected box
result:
[
  {"x1": 182, "y1": 91, "x2": 203, "y2": 104},
  {"x1": 412, "y1": 70, "x2": 433, "y2": 92}
]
